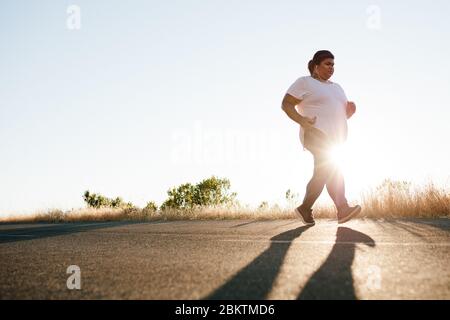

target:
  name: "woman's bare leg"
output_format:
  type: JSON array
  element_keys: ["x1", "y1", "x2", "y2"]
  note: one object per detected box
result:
[
  {"x1": 301, "y1": 153, "x2": 329, "y2": 210},
  {"x1": 326, "y1": 164, "x2": 349, "y2": 210}
]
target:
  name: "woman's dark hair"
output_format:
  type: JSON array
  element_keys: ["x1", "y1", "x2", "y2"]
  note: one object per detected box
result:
[{"x1": 308, "y1": 50, "x2": 334, "y2": 75}]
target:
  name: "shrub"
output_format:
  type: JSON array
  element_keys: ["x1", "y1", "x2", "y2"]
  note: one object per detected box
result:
[
  {"x1": 144, "y1": 201, "x2": 158, "y2": 212},
  {"x1": 285, "y1": 189, "x2": 299, "y2": 207},
  {"x1": 83, "y1": 190, "x2": 134, "y2": 209},
  {"x1": 258, "y1": 201, "x2": 269, "y2": 210},
  {"x1": 160, "y1": 176, "x2": 237, "y2": 210}
]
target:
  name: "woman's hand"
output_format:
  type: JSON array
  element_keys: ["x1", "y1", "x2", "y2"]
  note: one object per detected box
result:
[
  {"x1": 299, "y1": 116, "x2": 317, "y2": 130},
  {"x1": 346, "y1": 101, "x2": 356, "y2": 119}
]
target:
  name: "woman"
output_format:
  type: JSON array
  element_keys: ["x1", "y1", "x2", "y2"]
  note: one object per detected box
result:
[{"x1": 281, "y1": 50, "x2": 361, "y2": 225}]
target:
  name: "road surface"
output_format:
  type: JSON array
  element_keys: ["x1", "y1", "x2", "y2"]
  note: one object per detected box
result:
[{"x1": 0, "y1": 218, "x2": 449, "y2": 299}]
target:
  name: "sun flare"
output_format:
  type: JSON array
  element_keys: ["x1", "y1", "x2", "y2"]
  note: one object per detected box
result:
[
  {"x1": 325, "y1": 141, "x2": 370, "y2": 200},
  {"x1": 328, "y1": 144, "x2": 347, "y2": 169}
]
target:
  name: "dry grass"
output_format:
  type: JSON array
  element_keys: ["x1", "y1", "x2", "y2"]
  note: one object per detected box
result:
[
  {"x1": 1, "y1": 180, "x2": 449, "y2": 223},
  {"x1": 0, "y1": 205, "x2": 298, "y2": 224},
  {"x1": 360, "y1": 180, "x2": 450, "y2": 219}
]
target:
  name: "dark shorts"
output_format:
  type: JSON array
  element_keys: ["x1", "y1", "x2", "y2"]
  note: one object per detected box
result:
[
  {"x1": 303, "y1": 128, "x2": 339, "y2": 174},
  {"x1": 304, "y1": 128, "x2": 333, "y2": 155}
]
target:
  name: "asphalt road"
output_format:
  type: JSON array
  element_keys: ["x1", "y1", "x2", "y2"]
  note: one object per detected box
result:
[{"x1": 0, "y1": 218, "x2": 449, "y2": 299}]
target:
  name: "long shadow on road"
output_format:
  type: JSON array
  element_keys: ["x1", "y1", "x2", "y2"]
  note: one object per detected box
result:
[
  {"x1": 205, "y1": 225, "x2": 313, "y2": 300},
  {"x1": 205, "y1": 225, "x2": 376, "y2": 300},
  {"x1": 297, "y1": 227, "x2": 375, "y2": 300},
  {"x1": 0, "y1": 221, "x2": 139, "y2": 244}
]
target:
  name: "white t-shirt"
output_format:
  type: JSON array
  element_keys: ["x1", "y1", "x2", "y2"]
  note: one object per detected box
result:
[{"x1": 286, "y1": 76, "x2": 349, "y2": 148}]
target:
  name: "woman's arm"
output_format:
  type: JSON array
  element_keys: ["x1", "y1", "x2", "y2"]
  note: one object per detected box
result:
[
  {"x1": 281, "y1": 94, "x2": 316, "y2": 129},
  {"x1": 346, "y1": 101, "x2": 356, "y2": 119}
]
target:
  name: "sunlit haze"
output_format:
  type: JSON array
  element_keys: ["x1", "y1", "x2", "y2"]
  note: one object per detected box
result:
[{"x1": 1, "y1": 0, "x2": 450, "y2": 215}]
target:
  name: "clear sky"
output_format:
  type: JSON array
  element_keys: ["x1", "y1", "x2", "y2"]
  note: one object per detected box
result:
[{"x1": 1, "y1": 0, "x2": 450, "y2": 216}]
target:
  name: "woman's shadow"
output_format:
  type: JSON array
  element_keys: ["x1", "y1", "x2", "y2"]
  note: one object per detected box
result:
[
  {"x1": 205, "y1": 225, "x2": 313, "y2": 300},
  {"x1": 205, "y1": 225, "x2": 375, "y2": 300},
  {"x1": 297, "y1": 227, "x2": 376, "y2": 300}
]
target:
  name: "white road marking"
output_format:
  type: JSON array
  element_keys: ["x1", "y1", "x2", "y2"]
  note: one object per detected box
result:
[
  {"x1": 68, "y1": 230, "x2": 450, "y2": 247},
  {"x1": 220, "y1": 239, "x2": 450, "y2": 246}
]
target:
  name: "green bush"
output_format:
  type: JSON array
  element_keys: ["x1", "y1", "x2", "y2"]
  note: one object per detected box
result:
[
  {"x1": 144, "y1": 201, "x2": 158, "y2": 212},
  {"x1": 83, "y1": 190, "x2": 134, "y2": 209},
  {"x1": 160, "y1": 176, "x2": 237, "y2": 210}
]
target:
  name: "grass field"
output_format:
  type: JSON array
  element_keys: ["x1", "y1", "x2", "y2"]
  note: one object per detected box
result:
[{"x1": 1, "y1": 180, "x2": 449, "y2": 223}]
